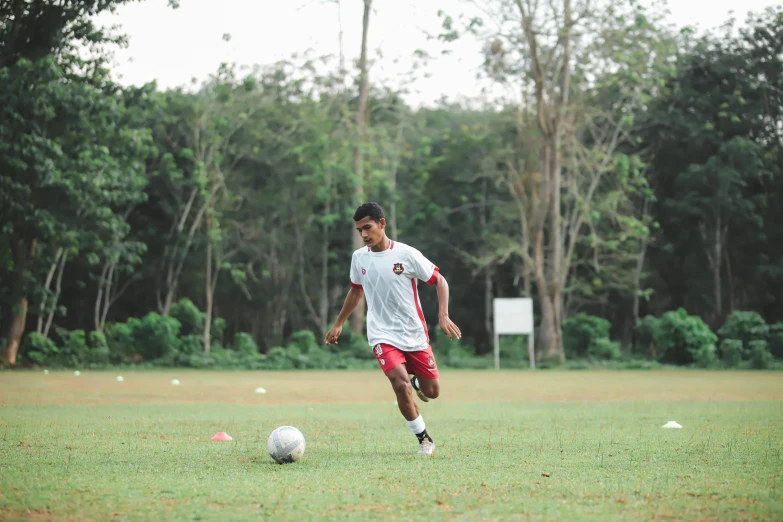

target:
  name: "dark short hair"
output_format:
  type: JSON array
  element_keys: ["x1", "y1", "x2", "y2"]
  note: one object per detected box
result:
[{"x1": 353, "y1": 202, "x2": 385, "y2": 223}]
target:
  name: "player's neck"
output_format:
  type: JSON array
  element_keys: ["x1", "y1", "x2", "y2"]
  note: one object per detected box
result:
[{"x1": 370, "y1": 236, "x2": 391, "y2": 253}]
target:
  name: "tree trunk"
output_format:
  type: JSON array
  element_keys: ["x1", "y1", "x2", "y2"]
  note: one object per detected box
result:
[
  {"x1": 387, "y1": 124, "x2": 404, "y2": 241},
  {"x1": 725, "y1": 244, "x2": 735, "y2": 313},
  {"x1": 204, "y1": 228, "x2": 214, "y2": 353},
  {"x1": 320, "y1": 172, "x2": 332, "y2": 335},
  {"x1": 480, "y1": 177, "x2": 494, "y2": 343},
  {"x1": 204, "y1": 175, "x2": 227, "y2": 353},
  {"x1": 158, "y1": 190, "x2": 206, "y2": 316},
  {"x1": 319, "y1": 231, "x2": 329, "y2": 336},
  {"x1": 713, "y1": 216, "x2": 722, "y2": 320},
  {"x1": 2, "y1": 239, "x2": 33, "y2": 365},
  {"x1": 38, "y1": 247, "x2": 63, "y2": 334},
  {"x1": 699, "y1": 217, "x2": 723, "y2": 322},
  {"x1": 95, "y1": 260, "x2": 111, "y2": 332},
  {"x1": 3, "y1": 297, "x2": 27, "y2": 366},
  {"x1": 632, "y1": 197, "x2": 651, "y2": 321},
  {"x1": 43, "y1": 251, "x2": 67, "y2": 339},
  {"x1": 102, "y1": 269, "x2": 135, "y2": 330},
  {"x1": 546, "y1": 0, "x2": 571, "y2": 363},
  {"x1": 484, "y1": 268, "x2": 493, "y2": 344},
  {"x1": 349, "y1": 0, "x2": 372, "y2": 336},
  {"x1": 295, "y1": 214, "x2": 323, "y2": 330},
  {"x1": 537, "y1": 295, "x2": 559, "y2": 362},
  {"x1": 549, "y1": 138, "x2": 564, "y2": 362},
  {"x1": 534, "y1": 230, "x2": 561, "y2": 361}
]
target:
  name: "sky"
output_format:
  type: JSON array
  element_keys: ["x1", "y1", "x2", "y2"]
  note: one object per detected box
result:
[{"x1": 95, "y1": 0, "x2": 781, "y2": 106}]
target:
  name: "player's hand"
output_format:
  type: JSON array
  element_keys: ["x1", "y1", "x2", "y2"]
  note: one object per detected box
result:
[
  {"x1": 439, "y1": 314, "x2": 462, "y2": 341},
  {"x1": 324, "y1": 324, "x2": 343, "y2": 345}
]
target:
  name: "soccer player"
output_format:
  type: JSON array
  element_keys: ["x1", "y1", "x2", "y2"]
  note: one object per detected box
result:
[{"x1": 324, "y1": 202, "x2": 462, "y2": 456}]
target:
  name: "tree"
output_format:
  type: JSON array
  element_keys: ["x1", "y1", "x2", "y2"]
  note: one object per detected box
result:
[
  {"x1": 0, "y1": 67, "x2": 150, "y2": 365},
  {"x1": 349, "y1": 0, "x2": 372, "y2": 336},
  {"x1": 640, "y1": 10, "x2": 781, "y2": 325},
  {"x1": 443, "y1": 0, "x2": 675, "y2": 360},
  {"x1": 0, "y1": 0, "x2": 175, "y2": 365}
]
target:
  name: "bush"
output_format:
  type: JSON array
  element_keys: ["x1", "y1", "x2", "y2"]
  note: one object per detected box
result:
[
  {"x1": 265, "y1": 346, "x2": 296, "y2": 370},
  {"x1": 210, "y1": 317, "x2": 226, "y2": 345},
  {"x1": 24, "y1": 332, "x2": 59, "y2": 366},
  {"x1": 234, "y1": 332, "x2": 258, "y2": 354},
  {"x1": 186, "y1": 351, "x2": 216, "y2": 369},
  {"x1": 694, "y1": 344, "x2": 718, "y2": 368},
  {"x1": 655, "y1": 308, "x2": 717, "y2": 365},
  {"x1": 288, "y1": 330, "x2": 318, "y2": 354},
  {"x1": 718, "y1": 311, "x2": 768, "y2": 357},
  {"x1": 86, "y1": 331, "x2": 110, "y2": 366},
  {"x1": 767, "y1": 323, "x2": 783, "y2": 359},
  {"x1": 201, "y1": 346, "x2": 268, "y2": 370},
  {"x1": 500, "y1": 335, "x2": 530, "y2": 362},
  {"x1": 563, "y1": 313, "x2": 612, "y2": 359},
  {"x1": 588, "y1": 337, "x2": 622, "y2": 361},
  {"x1": 131, "y1": 312, "x2": 181, "y2": 361},
  {"x1": 334, "y1": 327, "x2": 375, "y2": 360},
  {"x1": 180, "y1": 334, "x2": 203, "y2": 355},
  {"x1": 720, "y1": 339, "x2": 743, "y2": 368},
  {"x1": 169, "y1": 298, "x2": 204, "y2": 336},
  {"x1": 633, "y1": 315, "x2": 660, "y2": 358},
  {"x1": 560, "y1": 358, "x2": 662, "y2": 370},
  {"x1": 105, "y1": 321, "x2": 136, "y2": 361},
  {"x1": 296, "y1": 345, "x2": 336, "y2": 369},
  {"x1": 748, "y1": 340, "x2": 773, "y2": 369},
  {"x1": 65, "y1": 329, "x2": 87, "y2": 356},
  {"x1": 433, "y1": 336, "x2": 486, "y2": 367}
]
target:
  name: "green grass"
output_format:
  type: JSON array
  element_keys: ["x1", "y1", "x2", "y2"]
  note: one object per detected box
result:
[{"x1": 1, "y1": 370, "x2": 782, "y2": 521}]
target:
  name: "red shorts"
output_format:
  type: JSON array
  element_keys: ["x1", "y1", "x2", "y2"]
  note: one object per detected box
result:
[{"x1": 373, "y1": 343, "x2": 439, "y2": 379}]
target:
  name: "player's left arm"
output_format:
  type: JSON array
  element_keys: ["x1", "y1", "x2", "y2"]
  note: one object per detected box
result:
[
  {"x1": 434, "y1": 273, "x2": 462, "y2": 341},
  {"x1": 410, "y1": 247, "x2": 462, "y2": 341}
]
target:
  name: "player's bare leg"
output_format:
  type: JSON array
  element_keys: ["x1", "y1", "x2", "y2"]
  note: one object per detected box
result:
[
  {"x1": 387, "y1": 364, "x2": 419, "y2": 420},
  {"x1": 386, "y1": 364, "x2": 434, "y2": 455},
  {"x1": 410, "y1": 375, "x2": 439, "y2": 402}
]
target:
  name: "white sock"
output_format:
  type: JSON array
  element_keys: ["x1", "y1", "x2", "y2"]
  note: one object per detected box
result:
[{"x1": 406, "y1": 414, "x2": 425, "y2": 435}]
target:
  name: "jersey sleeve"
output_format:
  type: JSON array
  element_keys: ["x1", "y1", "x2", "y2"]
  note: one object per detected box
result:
[
  {"x1": 349, "y1": 252, "x2": 363, "y2": 289},
  {"x1": 408, "y1": 248, "x2": 439, "y2": 286}
]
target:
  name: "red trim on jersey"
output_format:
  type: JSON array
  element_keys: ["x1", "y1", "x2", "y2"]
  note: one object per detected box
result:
[
  {"x1": 426, "y1": 266, "x2": 440, "y2": 286},
  {"x1": 351, "y1": 282, "x2": 362, "y2": 289},
  {"x1": 390, "y1": 241, "x2": 395, "y2": 250},
  {"x1": 411, "y1": 279, "x2": 429, "y2": 342}
]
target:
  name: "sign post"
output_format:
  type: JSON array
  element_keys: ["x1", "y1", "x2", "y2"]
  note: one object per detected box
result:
[{"x1": 492, "y1": 298, "x2": 535, "y2": 370}]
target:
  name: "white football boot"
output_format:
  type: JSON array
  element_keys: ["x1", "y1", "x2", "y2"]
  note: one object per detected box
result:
[{"x1": 418, "y1": 439, "x2": 435, "y2": 456}]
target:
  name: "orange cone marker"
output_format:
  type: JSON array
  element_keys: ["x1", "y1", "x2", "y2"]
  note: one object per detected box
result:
[{"x1": 211, "y1": 432, "x2": 233, "y2": 441}]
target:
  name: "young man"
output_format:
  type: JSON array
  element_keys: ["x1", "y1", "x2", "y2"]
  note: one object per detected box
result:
[{"x1": 324, "y1": 202, "x2": 461, "y2": 456}]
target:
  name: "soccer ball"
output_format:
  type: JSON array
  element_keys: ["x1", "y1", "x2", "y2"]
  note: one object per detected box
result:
[{"x1": 267, "y1": 426, "x2": 305, "y2": 464}]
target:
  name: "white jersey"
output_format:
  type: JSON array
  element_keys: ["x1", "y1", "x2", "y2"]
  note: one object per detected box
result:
[{"x1": 350, "y1": 240, "x2": 439, "y2": 352}]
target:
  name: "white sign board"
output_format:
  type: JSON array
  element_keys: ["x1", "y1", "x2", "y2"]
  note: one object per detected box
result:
[{"x1": 492, "y1": 298, "x2": 535, "y2": 369}]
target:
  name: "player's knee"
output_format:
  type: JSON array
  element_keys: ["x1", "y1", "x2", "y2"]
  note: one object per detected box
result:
[
  {"x1": 390, "y1": 375, "x2": 411, "y2": 396},
  {"x1": 424, "y1": 382, "x2": 440, "y2": 399}
]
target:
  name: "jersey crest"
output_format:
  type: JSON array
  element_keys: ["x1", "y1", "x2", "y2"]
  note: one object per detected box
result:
[{"x1": 392, "y1": 262, "x2": 405, "y2": 275}]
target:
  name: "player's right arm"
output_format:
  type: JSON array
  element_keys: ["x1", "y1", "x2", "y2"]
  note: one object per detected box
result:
[{"x1": 324, "y1": 286, "x2": 364, "y2": 344}]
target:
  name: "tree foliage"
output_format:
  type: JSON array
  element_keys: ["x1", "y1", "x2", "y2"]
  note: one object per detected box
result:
[{"x1": 1, "y1": 3, "x2": 782, "y2": 367}]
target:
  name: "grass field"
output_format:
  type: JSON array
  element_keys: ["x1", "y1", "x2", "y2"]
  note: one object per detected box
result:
[{"x1": 1, "y1": 369, "x2": 782, "y2": 521}]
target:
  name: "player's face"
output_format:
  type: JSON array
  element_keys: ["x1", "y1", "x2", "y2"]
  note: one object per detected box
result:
[{"x1": 355, "y1": 216, "x2": 386, "y2": 248}]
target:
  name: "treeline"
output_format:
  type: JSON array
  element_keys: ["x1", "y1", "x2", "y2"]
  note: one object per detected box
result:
[{"x1": 1, "y1": 1, "x2": 782, "y2": 367}]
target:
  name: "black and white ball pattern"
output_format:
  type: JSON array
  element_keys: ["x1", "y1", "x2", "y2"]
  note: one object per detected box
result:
[{"x1": 267, "y1": 426, "x2": 306, "y2": 464}]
